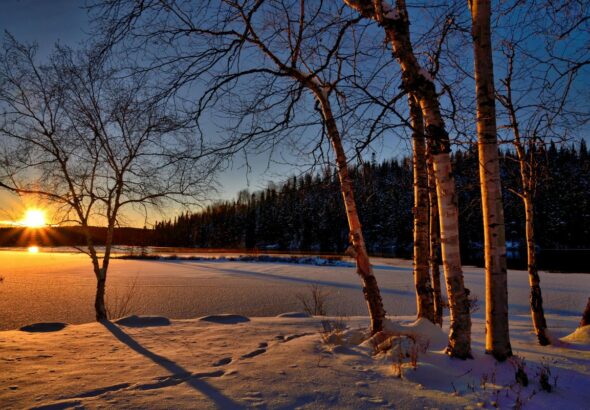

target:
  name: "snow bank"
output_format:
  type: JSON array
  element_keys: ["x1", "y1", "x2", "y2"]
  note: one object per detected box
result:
[
  {"x1": 2, "y1": 316, "x2": 589, "y2": 409},
  {"x1": 561, "y1": 325, "x2": 590, "y2": 346}
]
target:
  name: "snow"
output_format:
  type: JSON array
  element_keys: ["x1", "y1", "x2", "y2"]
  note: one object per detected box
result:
[
  {"x1": 198, "y1": 314, "x2": 251, "y2": 324},
  {"x1": 115, "y1": 316, "x2": 171, "y2": 327},
  {"x1": 561, "y1": 325, "x2": 590, "y2": 346},
  {"x1": 1, "y1": 250, "x2": 589, "y2": 408}
]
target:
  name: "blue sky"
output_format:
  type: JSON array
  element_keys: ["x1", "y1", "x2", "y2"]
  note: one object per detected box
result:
[
  {"x1": 0, "y1": 1, "x2": 341, "y2": 224},
  {"x1": 0, "y1": 1, "x2": 586, "y2": 227}
]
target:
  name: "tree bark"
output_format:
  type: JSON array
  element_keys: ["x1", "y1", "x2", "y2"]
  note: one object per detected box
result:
[
  {"x1": 95, "y1": 274, "x2": 107, "y2": 321},
  {"x1": 318, "y1": 93, "x2": 386, "y2": 335},
  {"x1": 524, "y1": 195, "x2": 550, "y2": 344},
  {"x1": 343, "y1": 0, "x2": 472, "y2": 358},
  {"x1": 580, "y1": 298, "x2": 590, "y2": 327},
  {"x1": 427, "y1": 143, "x2": 444, "y2": 326},
  {"x1": 410, "y1": 94, "x2": 435, "y2": 322},
  {"x1": 469, "y1": 0, "x2": 512, "y2": 361}
]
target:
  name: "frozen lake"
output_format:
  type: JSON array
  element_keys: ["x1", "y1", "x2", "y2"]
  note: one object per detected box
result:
[{"x1": 0, "y1": 249, "x2": 588, "y2": 332}]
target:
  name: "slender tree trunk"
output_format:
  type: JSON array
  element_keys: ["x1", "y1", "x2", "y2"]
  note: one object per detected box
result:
[
  {"x1": 503, "y1": 58, "x2": 550, "y2": 345},
  {"x1": 427, "y1": 143, "x2": 444, "y2": 326},
  {"x1": 523, "y1": 195, "x2": 550, "y2": 344},
  {"x1": 95, "y1": 271, "x2": 107, "y2": 321},
  {"x1": 470, "y1": 0, "x2": 512, "y2": 361},
  {"x1": 581, "y1": 298, "x2": 590, "y2": 327},
  {"x1": 410, "y1": 94, "x2": 435, "y2": 322},
  {"x1": 318, "y1": 94, "x2": 386, "y2": 334},
  {"x1": 83, "y1": 231, "x2": 108, "y2": 321}
]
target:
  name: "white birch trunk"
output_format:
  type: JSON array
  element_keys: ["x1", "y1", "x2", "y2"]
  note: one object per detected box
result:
[{"x1": 469, "y1": 0, "x2": 512, "y2": 360}]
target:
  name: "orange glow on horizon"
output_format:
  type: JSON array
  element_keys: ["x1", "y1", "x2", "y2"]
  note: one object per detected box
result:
[{"x1": 28, "y1": 246, "x2": 39, "y2": 253}]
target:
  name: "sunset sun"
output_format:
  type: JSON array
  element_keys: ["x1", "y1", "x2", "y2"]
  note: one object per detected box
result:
[{"x1": 22, "y1": 209, "x2": 46, "y2": 228}]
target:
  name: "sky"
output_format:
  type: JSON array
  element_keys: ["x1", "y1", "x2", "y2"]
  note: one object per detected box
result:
[
  {"x1": 0, "y1": 1, "x2": 586, "y2": 228},
  {"x1": 0, "y1": 0, "x2": 379, "y2": 226}
]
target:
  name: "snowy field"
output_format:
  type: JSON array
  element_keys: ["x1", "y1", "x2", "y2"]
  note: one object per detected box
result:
[{"x1": 0, "y1": 249, "x2": 589, "y2": 409}]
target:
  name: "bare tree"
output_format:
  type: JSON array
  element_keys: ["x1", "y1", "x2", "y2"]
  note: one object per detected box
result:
[
  {"x1": 493, "y1": 0, "x2": 589, "y2": 345},
  {"x1": 0, "y1": 38, "x2": 214, "y2": 320},
  {"x1": 93, "y1": 0, "x2": 388, "y2": 333},
  {"x1": 343, "y1": 0, "x2": 472, "y2": 358},
  {"x1": 468, "y1": 0, "x2": 512, "y2": 361}
]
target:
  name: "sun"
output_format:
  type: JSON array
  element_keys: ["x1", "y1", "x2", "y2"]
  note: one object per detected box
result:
[{"x1": 22, "y1": 209, "x2": 46, "y2": 228}]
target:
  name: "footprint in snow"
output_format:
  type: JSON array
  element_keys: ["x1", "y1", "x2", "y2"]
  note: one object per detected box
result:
[
  {"x1": 212, "y1": 357, "x2": 232, "y2": 367},
  {"x1": 240, "y1": 348, "x2": 266, "y2": 359}
]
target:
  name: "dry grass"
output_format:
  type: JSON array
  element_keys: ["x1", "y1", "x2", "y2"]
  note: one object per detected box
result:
[
  {"x1": 106, "y1": 275, "x2": 139, "y2": 320},
  {"x1": 296, "y1": 284, "x2": 331, "y2": 316}
]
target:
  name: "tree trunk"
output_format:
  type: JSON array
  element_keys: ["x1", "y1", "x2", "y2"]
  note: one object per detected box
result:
[
  {"x1": 318, "y1": 94, "x2": 386, "y2": 334},
  {"x1": 432, "y1": 151, "x2": 472, "y2": 358},
  {"x1": 410, "y1": 94, "x2": 435, "y2": 322},
  {"x1": 524, "y1": 196, "x2": 550, "y2": 344},
  {"x1": 427, "y1": 143, "x2": 444, "y2": 326},
  {"x1": 95, "y1": 273, "x2": 107, "y2": 321},
  {"x1": 581, "y1": 298, "x2": 590, "y2": 327},
  {"x1": 470, "y1": 0, "x2": 512, "y2": 361}
]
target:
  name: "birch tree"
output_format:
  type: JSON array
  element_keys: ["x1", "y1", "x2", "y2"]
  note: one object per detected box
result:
[
  {"x1": 343, "y1": 0, "x2": 472, "y2": 358},
  {"x1": 94, "y1": 0, "x2": 388, "y2": 333},
  {"x1": 0, "y1": 38, "x2": 213, "y2": 320},
  {"x1": 468, "y1": 0, "x2": 512, "y2": 360},
  {"x1": 493, "y1": 0, "x2": 589, "y2": 345}
]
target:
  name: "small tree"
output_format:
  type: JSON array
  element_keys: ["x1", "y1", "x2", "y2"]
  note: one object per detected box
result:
[{"x1": 0, "y1": 38, "x2": 214, "y2": 320}]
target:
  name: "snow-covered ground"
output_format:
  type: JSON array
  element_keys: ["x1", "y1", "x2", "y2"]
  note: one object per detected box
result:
[{"x1": 0, "y1": 250, "x2": 589, "y2": 409}]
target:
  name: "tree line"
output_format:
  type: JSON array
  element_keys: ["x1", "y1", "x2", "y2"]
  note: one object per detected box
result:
[{"x1": 154, "y1": 142, "x2": 590, "y2": 259}]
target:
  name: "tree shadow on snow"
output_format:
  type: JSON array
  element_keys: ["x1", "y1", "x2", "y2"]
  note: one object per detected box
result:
[
  {"x1": 101, "y1": 321, "x2": 243, "y2": 408},
  {"x1": 187, "y1": 263, "x2": 415, "y2": 298}
]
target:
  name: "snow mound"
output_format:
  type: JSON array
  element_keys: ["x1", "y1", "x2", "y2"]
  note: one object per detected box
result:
[
  {"x1": 384, "y1": 318, "x2": 448, "y2": 350},
  {"x1": 561, "y1": 325, "x2": 590, "y2": 346},
  {"x1": 276, "y1": 312, "x2": 311, "y2": 318},
  {"x1": 198, "y1": 314, "x2": 250, "y2": 324},
  {"x1": 324, "y1": 328, "x2": 369, "y2": 348},
  {"x1": 19, "y1": 322, "x2": 67, "y2": 332},
  {"x1": 114, "y1": 315, "x2": 171, "y2": 327}
]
